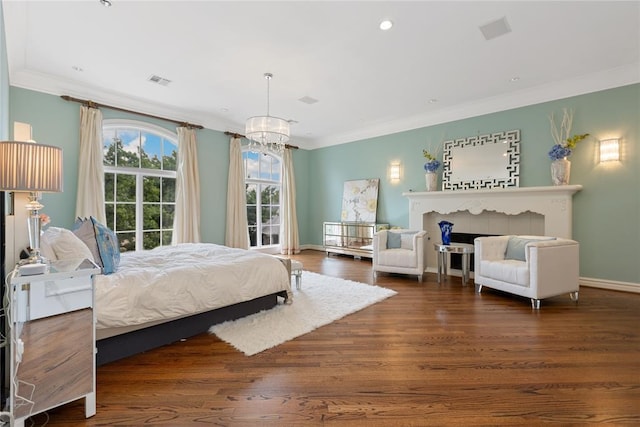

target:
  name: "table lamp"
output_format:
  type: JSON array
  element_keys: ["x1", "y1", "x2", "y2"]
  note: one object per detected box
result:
[{"x1": 0, "y1": 140, "x2": 63, "y2": 263}]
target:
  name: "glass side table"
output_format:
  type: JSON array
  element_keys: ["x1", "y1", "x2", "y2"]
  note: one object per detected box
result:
[{"x1": 433, "y1": 243, "x2": 475, "y2": 286}]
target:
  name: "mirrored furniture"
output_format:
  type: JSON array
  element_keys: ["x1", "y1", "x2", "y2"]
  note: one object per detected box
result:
[
  {"x1": 8, "y1": 258, "x2": 100, "y2": 426},
  {"x1": 434, "y1": 243, "x2": 474, "y2": 285},
  {"x1": 323, "y1": 222, "x2": 388, "y2": 259}
]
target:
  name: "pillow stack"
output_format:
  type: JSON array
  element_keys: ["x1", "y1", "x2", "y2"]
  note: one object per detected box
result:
[
  {"x1": 40, "y1": 227, "x2": 95, "y2": 263},
  {"x1": 72, "y1": 217, "x2": 120, "y2": 274},
  {"x1": 385, "y1": 231, "x2": 417, "y2": 250},
  {"x1": 40, "y1": 217, "x2": 121, "y2": 274}
]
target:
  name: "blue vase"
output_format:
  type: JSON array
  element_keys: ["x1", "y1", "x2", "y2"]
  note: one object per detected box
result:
[{"x1": 438, "y1": 221, "x2": 454, "y2": 245}]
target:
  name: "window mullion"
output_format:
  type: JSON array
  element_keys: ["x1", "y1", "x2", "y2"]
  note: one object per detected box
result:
[{"x1": 135, "y1": 173, "x2": 144, "y2": 251}]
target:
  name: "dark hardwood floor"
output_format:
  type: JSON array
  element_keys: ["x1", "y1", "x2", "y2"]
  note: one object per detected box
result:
[{"x1": 28, "y1": 250, "x2": 640, "y2": 426}]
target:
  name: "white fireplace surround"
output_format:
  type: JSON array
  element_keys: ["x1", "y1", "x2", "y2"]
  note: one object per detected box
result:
[{"x1": 404, "y1": 185, "x2": 582, "y2": 239}]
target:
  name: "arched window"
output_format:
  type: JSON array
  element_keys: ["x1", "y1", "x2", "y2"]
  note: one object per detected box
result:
[
  {"x1": 242, "y1": 149, "x2": 282, "y2": 248},
  {"x1": 102, "y1": 120, "x2": 177, "y2": 251}
]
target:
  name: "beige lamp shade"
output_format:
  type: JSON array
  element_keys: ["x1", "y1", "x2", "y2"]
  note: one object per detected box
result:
[{"x1": 0, "y1": 140, "x2": 63, "y2": 192}]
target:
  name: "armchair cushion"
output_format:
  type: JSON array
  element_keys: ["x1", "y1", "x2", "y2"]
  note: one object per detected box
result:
[
  {"x1": 386, "y1": 230, "x2": 419, "y2": 250},
  {"x1": 480, "y1": 258, "x2": 530, "y2": 286},
  {"x1": 387, "y1": 232, "x2": 402, "y2": 249},
  {"x1": 400, "y1": 233, "x2": 416, "y2": 250},
  {"x1": 504, "y1": 237, "x2": 537, "y2": 261},
  {"x1": 377, "y1": 248, "x2": 419, "y2": 268},
  {"x1": 504, "y1": 236, "x2": 556, "y2": 261}
]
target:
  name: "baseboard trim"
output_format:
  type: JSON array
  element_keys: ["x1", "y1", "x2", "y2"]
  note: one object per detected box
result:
[{"x1": 580, "y1": 277, "x2": 640, "y2": 293}]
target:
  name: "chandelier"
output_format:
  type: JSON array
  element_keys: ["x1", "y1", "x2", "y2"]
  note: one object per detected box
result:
[{"x1": 245, "y1": 73, "x2": 290, "y2": 152}]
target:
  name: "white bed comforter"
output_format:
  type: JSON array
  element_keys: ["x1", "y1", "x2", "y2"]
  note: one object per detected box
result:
[{"x1": 94, "y1": 243, "x2": 291, "y2": 329}]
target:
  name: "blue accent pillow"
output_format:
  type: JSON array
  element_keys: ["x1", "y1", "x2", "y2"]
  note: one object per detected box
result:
[
  {"x1": 73, "y1": 217, "x2": 120, "y2": 274},
  {"x1": 504, "y1": 237, "x2": 537, "y2": 261},
  {"x1": 386, "y1": 232, "x2": 402, "y2": 249}
]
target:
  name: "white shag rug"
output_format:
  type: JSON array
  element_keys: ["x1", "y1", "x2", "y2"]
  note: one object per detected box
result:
[{"x1": 208, "y1": 271, "x2": 397, "y2": 356}]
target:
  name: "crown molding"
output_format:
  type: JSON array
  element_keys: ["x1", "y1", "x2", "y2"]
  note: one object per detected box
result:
[
  {"x1": 9, "y1": 63, "x2": 639, "y2": 151},
  {"x1": 306, "y1": 63, "x2": 640, "y2": 150}
]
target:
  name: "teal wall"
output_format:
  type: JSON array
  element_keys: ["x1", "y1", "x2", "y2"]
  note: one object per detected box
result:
[
  {"x1": 8, "y1": 84, "x2": 639, "y2": 284},
  {"x1": 310, "y1": 84, "x2": 639, "y2": 284}
]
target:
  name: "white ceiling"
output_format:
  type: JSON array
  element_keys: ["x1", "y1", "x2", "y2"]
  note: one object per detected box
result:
[{"x1": 3, "y1": 1, "x2": 639, "y2": 150}]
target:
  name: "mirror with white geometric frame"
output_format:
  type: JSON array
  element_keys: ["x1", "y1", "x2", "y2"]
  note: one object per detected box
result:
[{"x1": 442, "y1": 129, "x2": 520, "y2": 190}]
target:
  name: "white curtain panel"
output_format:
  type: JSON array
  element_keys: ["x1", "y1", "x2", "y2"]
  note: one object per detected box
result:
[
  {"x1": 75, "y1": 105, "x2": 106, "y2": 224},
  {"x1": 224, "y1": 137, "x2": 249, "y2": 249},
  {"x1": 280, "y1": 148, "x2": 300, "y2": 255},
  {"x1": 172, "y1": 127, "x2": 201, "y2": 244}
]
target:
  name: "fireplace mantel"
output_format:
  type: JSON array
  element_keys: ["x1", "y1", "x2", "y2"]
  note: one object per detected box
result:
[{"x1": 403, "y1": 185, "x2": 582, "y2": 239}]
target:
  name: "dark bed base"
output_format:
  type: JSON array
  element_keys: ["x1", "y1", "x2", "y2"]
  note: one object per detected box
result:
[{"x1": 96, "y1": 291, "x2": 287, "y2": 365}]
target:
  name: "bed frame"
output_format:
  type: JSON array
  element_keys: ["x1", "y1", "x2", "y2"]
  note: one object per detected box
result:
[
  {"x1": 96, "y1": 258, "x2": 292, "y2": 365},
  {"x1": 96, "y1": 290, "x2": 288, "y2": 365}
]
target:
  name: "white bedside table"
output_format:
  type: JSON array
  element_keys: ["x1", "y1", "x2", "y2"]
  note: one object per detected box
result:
[{"x1": 7, "y1": 258, "x2": 100, "y2": 427}]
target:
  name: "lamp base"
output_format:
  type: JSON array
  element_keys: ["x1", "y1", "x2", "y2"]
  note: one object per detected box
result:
[
  {"x1": 19, "y1": 252, "x2": 49, "y2": 265},
  {"x1": 18, "y1": 263, "x2": 48, "y2": 276}
]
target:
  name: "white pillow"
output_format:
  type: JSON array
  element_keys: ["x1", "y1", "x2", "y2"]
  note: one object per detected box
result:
[
  {"x1": 400, "y1": 233, "x2": 415, "y2": 250},
  {"x1": 42, "y1": 227, "x2": 95, "y2": 262},
  {"x1": 39, "y1": 232, "x2": 58, "y2": 261}
]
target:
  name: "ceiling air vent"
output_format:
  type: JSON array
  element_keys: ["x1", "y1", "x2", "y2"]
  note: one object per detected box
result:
[
  {"x1": 479, "y1": 16, "x2": 511, "y2": 41},
  {"x1": 298, "y1": 96, "x2": 319, "y2": 105},
  {"x1": 147, "y1": 75, "x2": 172, "y2": 86}
]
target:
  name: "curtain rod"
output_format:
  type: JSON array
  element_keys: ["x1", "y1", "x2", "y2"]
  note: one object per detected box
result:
[
  {"x1": 61, "y1": 95, "x2": 204, "y2": 129},
  {"x1": 224, "y1": 131, "x2": 299, "y2": 150}
]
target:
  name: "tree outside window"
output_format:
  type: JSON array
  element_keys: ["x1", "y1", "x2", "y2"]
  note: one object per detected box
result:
[
  {"x1": 103, "y1": 121, "x2": 177, "y2": 251},
  {"x1": 243, "y1": 150, "x2": 281, "y2": 248}
]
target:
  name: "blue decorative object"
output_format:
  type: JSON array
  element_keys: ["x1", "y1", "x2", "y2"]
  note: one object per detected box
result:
[
  {"x1": 424, "y1": 160, "x2": 441, "y2": 173},
  {"x1": 438, "y1": 221, "x2": 454, "y2": 245},
  {"x1": 548, "y1": 144, "x2": 571, "y2": 160}
]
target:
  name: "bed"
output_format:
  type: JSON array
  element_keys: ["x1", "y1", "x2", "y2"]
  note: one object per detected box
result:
[
  {"x1": 93, "y1": 243, "x2": 292, "y2": 364},
  {"x1": 41, "y1": 225, "x2": 293, "y2": 364}
]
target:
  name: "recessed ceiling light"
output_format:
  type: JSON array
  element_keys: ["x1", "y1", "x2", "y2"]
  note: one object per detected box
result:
[
  {"x1": 100, "y1": 0, "x2": 112, "y2": 7},
  {"x1": 379, "y1": 20, "x2": 393, "y2": 31}
]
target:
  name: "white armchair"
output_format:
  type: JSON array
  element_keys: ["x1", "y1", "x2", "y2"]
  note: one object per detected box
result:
[
  {"x1": 373, "y1": 229, "x2": 427, "y2": 282},
  {"x1": 474, "y1": 235, "x2": 580, "y2": 309}
]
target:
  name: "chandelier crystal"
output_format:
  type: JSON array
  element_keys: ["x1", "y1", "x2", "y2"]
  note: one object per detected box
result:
[{"x1": 245, "y1": 73, "x2": 290, "y2": 152}]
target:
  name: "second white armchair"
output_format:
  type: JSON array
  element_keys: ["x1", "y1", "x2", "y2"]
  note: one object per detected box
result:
[{"x1": 474, "y1": 235, "x2": 580, "y2": 309}]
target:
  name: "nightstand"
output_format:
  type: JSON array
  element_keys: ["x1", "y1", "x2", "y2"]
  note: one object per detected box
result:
[{"x1": 7, "y1": 258, "x2": 100, "y2": 427}]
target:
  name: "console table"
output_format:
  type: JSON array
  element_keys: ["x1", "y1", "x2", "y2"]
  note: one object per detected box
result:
[{"x1": 323, "y1": 222, "x2": 389, "y2": 259}]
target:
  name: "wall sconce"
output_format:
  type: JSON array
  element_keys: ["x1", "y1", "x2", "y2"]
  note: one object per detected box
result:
[
  {"x1": 599, "y1": 138, "x2": 620, "y2": 163},
  {"x1": 389, "y1": 162, "x2": 401, "y2": 182}
]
